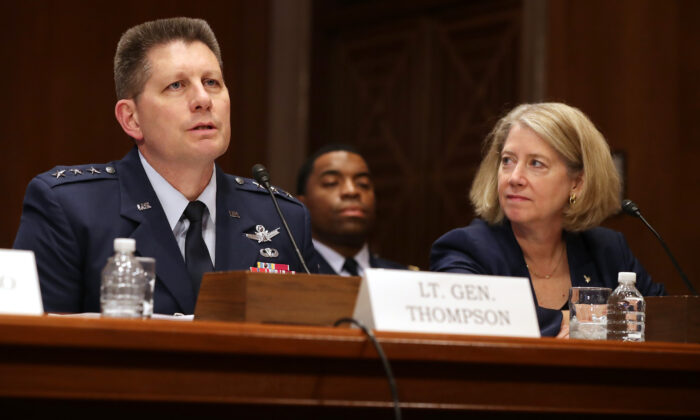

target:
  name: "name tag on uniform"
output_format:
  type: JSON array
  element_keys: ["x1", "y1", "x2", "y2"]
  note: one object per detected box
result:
[
  {"x1": 0, "y1": 249, "x2": 43, "y2": 315},
  {"x1": 353, "y1": 268, "x2": 540, "y2": 338}
]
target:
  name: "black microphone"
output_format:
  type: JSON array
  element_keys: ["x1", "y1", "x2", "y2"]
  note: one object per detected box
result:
[
  {"x1": 252, "y1": 164, "x2": 311, "y2": 274},
  {"x1": 622, "y1": 199, "x2": 697, "y2": 295}
]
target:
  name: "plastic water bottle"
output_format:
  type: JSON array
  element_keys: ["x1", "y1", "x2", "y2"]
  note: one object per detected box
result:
[
  {"x1": 100, "y1": 238, "x2": 144, "y2": 318},
  {"x1": 606, "y1": 272, "x2": 645, "y2": 341}
]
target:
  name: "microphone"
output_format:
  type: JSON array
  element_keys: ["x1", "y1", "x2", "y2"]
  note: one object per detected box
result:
[
  {"x1": 252, "y1": 164, "x2": 311, "y2": 274},
  {"x1": 622, "y1": 199, "x2": 697, "y2": 295}
]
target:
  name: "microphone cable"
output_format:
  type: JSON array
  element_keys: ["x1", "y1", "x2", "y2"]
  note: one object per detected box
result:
[{"x1": 334, "y1": 317, "x2": 401, "y2": 420}]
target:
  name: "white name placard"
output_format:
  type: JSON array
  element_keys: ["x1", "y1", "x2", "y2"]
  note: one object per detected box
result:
[
  {"x1": 0, "y1": 249, "x2": 43, "y2": 315},
  {"x1": 353, "y1": 268, "x2": 540, "y2": 338}
]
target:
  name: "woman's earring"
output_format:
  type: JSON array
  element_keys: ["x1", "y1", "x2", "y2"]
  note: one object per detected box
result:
[{"x1": 569, "y1": 192, "x2": 577, "y2": 205}]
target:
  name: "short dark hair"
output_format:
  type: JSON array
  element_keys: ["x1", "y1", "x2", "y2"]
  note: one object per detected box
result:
[
  {"x1": 114, "y1": 17, "x2": 223, "y2": 100},
  {"x1": 296, "y1": 144, "x2": 363, "y2": 195}
]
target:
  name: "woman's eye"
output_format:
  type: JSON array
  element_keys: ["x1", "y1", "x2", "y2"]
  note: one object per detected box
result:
[
  {"x1": 168, "y1": 81, "x2": 182, "y2": 90},
  {"x1": 501, "y1": 156, "x2": 513, "y2": 165},
  {"x1": 531, "y1": 159, "x2": 544, "y2": 168}
]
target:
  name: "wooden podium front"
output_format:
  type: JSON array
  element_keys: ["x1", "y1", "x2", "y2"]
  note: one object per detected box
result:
[
  {"x1": 194, "y1": 271, "x2": 361, "y2": 325},
  {"x1": 0, "y1": 314, "x2": 699, "y2": 419},
  {"x1": 2, "y1": 273, "x2": 698, "y2": 418}
]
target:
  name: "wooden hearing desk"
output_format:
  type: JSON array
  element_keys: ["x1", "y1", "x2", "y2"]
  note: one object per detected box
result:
[{"x1": 0, "y1": 314, "x2": 698, "y2": 419}]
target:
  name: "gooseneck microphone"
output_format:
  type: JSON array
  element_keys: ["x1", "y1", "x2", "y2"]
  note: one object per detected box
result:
[
  {"x1": 622, "y1": 199, "x2": 697, "y2": 295},
  {"x1": 252, "y1": 164, "x2": 311, "y2": 274}
]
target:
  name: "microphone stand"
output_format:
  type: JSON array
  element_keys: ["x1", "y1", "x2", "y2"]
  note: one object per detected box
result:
[
  {"x1": 253, "y1": 164, "x2": 311, "y2": 274},
  {"x1": 623, "y1": 199, "x2": 698, "y2": 295}
]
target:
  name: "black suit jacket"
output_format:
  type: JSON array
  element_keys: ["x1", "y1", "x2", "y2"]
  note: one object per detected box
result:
[
  {"x1": 313, "y1": 249, "x2": 408, "y2": 275},
  {"x1": 14, "y1": 147, "x2": 316, "y2": 315},
  {"x1": 430, "y1": 218, "x2": 666, "y2": 336}
]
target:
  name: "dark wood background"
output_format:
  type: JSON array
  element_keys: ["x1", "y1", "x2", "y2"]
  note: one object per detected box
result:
[{"x1": 2, "y1": 0, "x2": 698, "y2": 295}]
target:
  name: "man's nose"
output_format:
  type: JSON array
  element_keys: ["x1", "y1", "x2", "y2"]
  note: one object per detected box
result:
[
  {"x1": 339, "y1": 179, "x2": 359, "y2": 197},
  {"x1": 189, "y1": 82, "x2": 213, "y2": 111}
]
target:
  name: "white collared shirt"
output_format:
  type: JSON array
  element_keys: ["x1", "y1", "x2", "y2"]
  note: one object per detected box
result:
[
  {"x1": 139, "y1": 151, "x2": 217, "y2": 266},
  {"x1": 312, "y1": 239, "x2": 370, "y2": 276}
]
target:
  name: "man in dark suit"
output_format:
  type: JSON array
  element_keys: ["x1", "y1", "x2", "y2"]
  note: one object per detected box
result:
[
  {"x1": 13, "y1": 17, "x2": 315, "y2": 315},
  {"x1": 296, "y1": 144, "x2": 410, "y2": 276}
]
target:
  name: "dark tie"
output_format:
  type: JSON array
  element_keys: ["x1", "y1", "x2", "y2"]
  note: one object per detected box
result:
[
  {"x1": 342, "y1": 258, "x2": 360, "y2": 276},
  {"x1": 183, "y1": 201, "x2": 213, "y2": 294}
]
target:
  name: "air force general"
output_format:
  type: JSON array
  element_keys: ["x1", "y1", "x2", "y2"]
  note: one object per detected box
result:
[{"x1": 13, "y1": 17, "x2": 316, "y2": 315}]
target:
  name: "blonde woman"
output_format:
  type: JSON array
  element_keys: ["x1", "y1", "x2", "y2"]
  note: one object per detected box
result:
[{"x1": 430, "y1": 103, "x2": 665, "y2": 337}]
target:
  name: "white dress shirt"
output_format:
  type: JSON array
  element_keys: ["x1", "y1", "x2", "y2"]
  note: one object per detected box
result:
[
  {"x1": 312, "y1": 239, "x2": 370, "y2": 276},
  {"x1": 139, "y1": 151, "x2": 217, "y2": 265}
]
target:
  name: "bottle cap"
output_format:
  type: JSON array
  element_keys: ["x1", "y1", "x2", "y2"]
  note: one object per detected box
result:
[
  {"x1": 618, "y1": 271, "x2": 636, "y2": 284},
  {"x1": 114, "y1": 238, "x2": 136, "y2": 253}
]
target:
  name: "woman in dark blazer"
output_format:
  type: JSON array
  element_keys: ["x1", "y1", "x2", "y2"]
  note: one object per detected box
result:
[{"x1": 430, "y1": 103, "x2": 665, "y2": 337}]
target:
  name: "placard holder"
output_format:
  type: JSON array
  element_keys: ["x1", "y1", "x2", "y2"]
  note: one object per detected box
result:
[
  {"x1": 194, "y1": 271, "x2": 360, "y2": 325},
  {"x1": 0, "y1": 249, "x2": 43, "y2": 316}
]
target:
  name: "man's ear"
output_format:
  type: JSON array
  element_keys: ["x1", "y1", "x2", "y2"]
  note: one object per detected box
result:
[{"x1": 114, "y1": 99, "x2": 144, "y2": 141}]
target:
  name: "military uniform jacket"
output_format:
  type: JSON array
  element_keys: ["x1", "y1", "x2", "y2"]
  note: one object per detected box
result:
[
  {"x1": 430, "y1": 218, "x2": 666, "y2": 336},
  {"x1": 14, "y1": 147, "x2": 316, "y2": 315}
]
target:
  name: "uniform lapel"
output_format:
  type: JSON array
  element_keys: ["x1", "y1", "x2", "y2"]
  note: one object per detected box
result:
[
  {"x1": 215, "y1": 169, "x2": 267, "y2": 271},
  {"x1": 117, "y1": 148, "x2": 195, "y2": 313}
]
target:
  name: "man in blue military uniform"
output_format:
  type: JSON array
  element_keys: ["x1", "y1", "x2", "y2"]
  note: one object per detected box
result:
[
  {"x1": 13, "y1": 17, "x2": 316, "y2": 315},
  {"x1": 296, "y1": 144, "x2": 412, "y2": 276}
]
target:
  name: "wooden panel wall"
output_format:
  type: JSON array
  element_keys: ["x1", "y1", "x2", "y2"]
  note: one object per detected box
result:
[
  {"x1": 3, "y1": 1, "x2": 697, "y2": 297},
  {"x1": 310, "y1": 0, "x2": 523, "y2": 269},
  {"x1": 546, "y1": 0, "x2": 700, "y2": 294},
  {"x1": 1, "y1": 1, "x2": 270, "y2": 248}
]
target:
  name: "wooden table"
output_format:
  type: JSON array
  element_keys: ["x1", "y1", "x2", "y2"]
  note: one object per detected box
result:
[{"x1": 1, "y1": 314, "x2": 698, "y2": 418}]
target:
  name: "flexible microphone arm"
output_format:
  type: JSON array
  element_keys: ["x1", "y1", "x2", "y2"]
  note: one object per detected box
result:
[
  {"x1": 622, "y1": 199, "x2": 697, "y2": 295},
  {"x1": 252, "y1": 164, "x2": 311, "y2": 274}
]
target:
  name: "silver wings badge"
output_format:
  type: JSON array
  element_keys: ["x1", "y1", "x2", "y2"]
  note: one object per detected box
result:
[{"x1": 246, "y1": 225, "x2": 280, "y2": 243}]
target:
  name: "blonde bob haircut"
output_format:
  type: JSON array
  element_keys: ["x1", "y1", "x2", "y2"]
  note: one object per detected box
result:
[{"x1": 469, "y1": 102, "x2": 621, "y2": 232}]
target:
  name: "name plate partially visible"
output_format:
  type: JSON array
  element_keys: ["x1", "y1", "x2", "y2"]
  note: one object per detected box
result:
[
  {"x1": 0, "y1": 249, "x2": 43, "y2": 315},
  {"x1": 353, "y1": 268, "x2": 540, "y2": 338}
]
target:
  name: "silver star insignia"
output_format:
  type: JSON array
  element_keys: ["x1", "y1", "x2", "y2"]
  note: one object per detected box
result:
[
  {"x1": 87, "y1": 167, "x2": 101, "y2": 175},
  {"x1": 70, "y1": 168, "x2": 83, "y2": 175},
  {"x1": 245, "y1": 225, "x2": 280, "y2": 243},
  {"x1": 51, "y1": 169, "x2": 66, "y2": 179}
]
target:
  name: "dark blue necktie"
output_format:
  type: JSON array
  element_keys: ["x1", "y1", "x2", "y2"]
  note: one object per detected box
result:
[
  {"x1": 183, "y1": 201, "x2": 213, "y2": 294},
  {"x1": 342, "y1": 258, "x2": 359, "y2": 276}
]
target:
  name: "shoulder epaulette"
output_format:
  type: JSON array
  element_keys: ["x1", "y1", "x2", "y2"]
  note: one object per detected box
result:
[
  {"x1": 38, "y1": 163, "x2": 118, "y2": 187},
  {"x1": 232, "y1": 175, "x2": 298, "y2": 203}
]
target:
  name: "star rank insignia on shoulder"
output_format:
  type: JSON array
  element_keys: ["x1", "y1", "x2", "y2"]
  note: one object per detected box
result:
[{"x1": 42, "y1": 163, "x2": 118, "y2": 187}]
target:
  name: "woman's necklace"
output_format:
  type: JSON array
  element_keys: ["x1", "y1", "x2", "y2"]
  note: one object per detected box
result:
[{"x1": 525, "y1": 244, "x2": 566, "y2": 279}]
